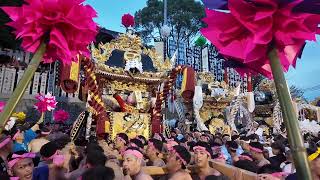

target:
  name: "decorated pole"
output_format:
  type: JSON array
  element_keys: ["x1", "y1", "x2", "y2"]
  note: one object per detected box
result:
[
  {"x1": 1, "y1": 0, "x2": 98, "y2": 132},
  {"x1": 268, "y1": 49, "x2": 312, "y2": 179},
  {"x1": 0, "y1": 43, "x2": 46, "y2": 132},
  {"x1": 200, "y1": 0, "x2": 320, "y2": 179}
]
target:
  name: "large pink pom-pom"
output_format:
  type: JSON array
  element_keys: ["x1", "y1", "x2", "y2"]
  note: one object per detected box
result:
[
  {"x1": 53, "y1": 109, "x2": 69, "y2": 123},
  {"x1": 34, "y1": 93, "x2": 57, "y2": 113},
  {"x1": 201, "y1": 0, "x2": 320, "y2": 78},
  {"x1": 1, "y1": 0, "x2": 98, "y2": 65},
  {"x1": 0, "y1": 101, "x2": 5, "y2": 113}
]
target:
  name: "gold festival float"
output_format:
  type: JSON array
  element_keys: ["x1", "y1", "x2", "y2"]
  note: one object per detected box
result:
[
  {"x1": 193, "y1": 72, "x2": 239, "y2": 135},
  {"x1": 70, "y1": 30, "x2": 196, "y2": 141}
]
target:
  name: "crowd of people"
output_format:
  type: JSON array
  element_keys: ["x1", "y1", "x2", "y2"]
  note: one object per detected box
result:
[{"x1": 0, "y1": 118, "x2": 319, "y2": 180}]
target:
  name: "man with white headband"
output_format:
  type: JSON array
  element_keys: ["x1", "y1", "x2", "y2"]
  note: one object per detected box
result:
[
  {"x1": 0, "y1": 134, "x2": 13, "y2": 179},
  {"x1": 7, "y1": 151, "x2": 36, "y2": 180},
  {"x1": 192, "y1": 142, "x2": 227, "y2": 180},
  {"x1": 165, "y1": 145, "x2": 192, "y2": 180},
  {"x1": 123, "y1": 147, "x2": 152, "y2": 180}
]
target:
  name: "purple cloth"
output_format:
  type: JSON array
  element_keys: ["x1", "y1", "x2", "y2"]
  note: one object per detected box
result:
[
  {"x1": 201, "y1": 0, "x2": 228, "y2": 10},
  {"x1": 293, "y1": 0, "x2": 320, "y2": 14}
]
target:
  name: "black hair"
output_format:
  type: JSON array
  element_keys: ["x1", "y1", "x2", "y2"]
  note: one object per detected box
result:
[
  {"x1": 231, "y1": 135, "x2": 240, "y2": 141},
  {"x1": 172, "y1": 145, "x2": 191, "y2": 168},
  {"x1": 117, "y1": 133, "x2": 129, "y2": 144},
  {"x1": 307, "y1": 143, "x2": 319, "y2": 157},
  {"x1": 222, "y1": 134, "x2": 230, "y2": 138},
  {"x1": 248, "y1": 134, "x2": 259, "y2": 142},
  {"x1": 149, "y1": 138, "x2": 163, "y2": 152},
  {"x1": 271, "y1": 141, "x2": 285, "y2": 153},
  {"x1": 187, "y1": 141, "x2": 196, "y2": 151},
  {"x1": 194, "y1": 141, "x2": 213, "y2": 158},
  {"x1": 234, "y1": 160, "x2": 258, "y2": 173},
  {"x1": 86, "y1": 150, "x2": 107, "y2": 167},
  {"x1": 85, "y1": 143, "x2": 104, "y2": 155},
  {"x1": 130, "y1": 138, "x2": 144, "y2": 149},
  {"x1": 249, "y1": 142, "x2": 264, "y2": 152},
  {"x1": 228, "y1": 141, "x2": 239, "y2": 152},
  {"x1": 137, "y1": 135, "x2": 147, "y2": 145},
  {"x1": 82, "y1": 165, "x2": 115, "y2": 180},
  {"x1": 258, "y1": 164, "x2": 281, "y2": 174},
  {"x1": 40, "y1": 141, "x2": 59, "y2": 158}
]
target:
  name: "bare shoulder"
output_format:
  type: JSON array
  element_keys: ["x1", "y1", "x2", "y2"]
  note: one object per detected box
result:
[
  {"x1": 169, "y1": 171, "x2": 192, "y2": 180},
  {"x1": 139, "y1": 173, "x2": 153, "y2": 180}
]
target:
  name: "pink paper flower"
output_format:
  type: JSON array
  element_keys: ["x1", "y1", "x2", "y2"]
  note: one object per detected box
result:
[
  {"x1": 34, "y1": 92, "x2": 57, "y2": 113},
  {"x1": 122, "y1": 13, "x2": 135, "y2": 28},
  {"x1": 53, "y1": 110, "x2": 69, "y2": 123},
  {"x1": 201, "y1": 0, "x2": 320, "y2": 78},
  {"x1": 1, "y1": 0, "x2": 98, "y2": 65},
  {"x1": 0, "y1": 101, "x2": 5, "y2": 112}
]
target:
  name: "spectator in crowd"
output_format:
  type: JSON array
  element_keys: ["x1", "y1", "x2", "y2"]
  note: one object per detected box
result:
[
  {"x1": 192, "y1": 142, "x2": 228, "y2": 179},
  {"x1": 0, "y1": 134, "x2": 13, "y2": 180},
  {"x1": 8, "y1": 151, "x2": 36, "y2": 180},
  {"x1": 268, "y1": 141, "x2": 286, "y2": 169},
  {"x1": 146, "y1": 138, "x2": 165, "y2": 167},
  {"x1": 123, "y1": 147, "x2": 152, "y2": 180},
  {"x1": 165, "y1": 145, "x2": 192, "y2": 180},
  {"x1": 249, "y1": 142, "x2": 270, "y2": 167}
]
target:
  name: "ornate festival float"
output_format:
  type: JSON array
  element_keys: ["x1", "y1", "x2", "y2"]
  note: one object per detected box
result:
[{"x1": 69, "y1": 14, "x2": 198, "y2": 141}]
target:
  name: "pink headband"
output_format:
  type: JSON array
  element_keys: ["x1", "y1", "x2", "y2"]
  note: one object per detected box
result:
[
  {"x1": 12, "y1": 130, "x2": 21, "y2": 140},
  {"x1": 117, "y1": 137, "x2": 127, "y2": 144},
  {"x1": 166, "y1": 140, "x2": 178, "y2": 151},
  {"x1": 123, "y1": 149, "x2": 143, "y2": 159},
  {"x1": 193, "y1": 146, "x2": 211, "y2": 158},
  {"x1": 238, "y1": 155, "x2": 253, "y2": 161},
  {"x1": 271, "y1": 172, "x2": 288, "y2": 178},
  {"x1": 0, "y1": 137, "x2": 11, "y2": 149},
  {"x1": 8, "y1": 153, "x2": 36, "y2": 169},
  {"x1": 42, "y1": 151, "x2": 65, "y2": 166},
  {"x1": 171, "y1": 149, "x2": 187, "y2": 166},
  {"x1": 41, "y1": 131, "x2": 51, "y2": 135},
  {"x1": 249, "y1": 146, "x2": 263, "y2": 153}
]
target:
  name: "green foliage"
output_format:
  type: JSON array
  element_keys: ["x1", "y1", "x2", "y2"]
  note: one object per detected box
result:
[
  {"x1": 0, "y1": 0, "x2": 24, "y2": 49},
  {"x1": 195, "y1": 36, "x2": 207, "y2": 47},
  {"x1": 135, "y1": 0, "x2": 205, "y2": 44},
  {"x1": 290, "y1": 85, "x2": 306, "y2": 102}
]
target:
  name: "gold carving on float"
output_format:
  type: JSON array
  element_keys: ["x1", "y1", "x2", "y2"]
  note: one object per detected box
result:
[
  {"x1": 110, "y1": 112, "x2": 150, "y2": 139},
  {"x1": 106, "y1": 81, "x2": 148, "y2": 92},
  {"x1": 198, "y1": 72, "x2": 215, "y2": 83},
  {"x1": 208, "y1": 118, "x2": 231, "y2": 135},
  {"x1": 91, "y1": 32, "x2": 171, "y2": 75}
]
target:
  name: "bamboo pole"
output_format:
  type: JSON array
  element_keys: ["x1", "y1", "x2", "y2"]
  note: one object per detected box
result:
[
  {"x1": 268, "y1": 48, "x2": 312, "y2": 179},
  {"x1": 0, "y1": 43, "x2": 46, "y2": 132}
]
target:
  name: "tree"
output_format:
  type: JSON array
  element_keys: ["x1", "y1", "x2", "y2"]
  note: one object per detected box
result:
[
  {"x1": 290, "y1": 85, "x2": 307, "y2": 102},
  {"x1": 0, "y1": 0, "x2": 24, "y2": 49},
  {"x1": 134, "y1": 0, "x2": 205, "y2": 45}
]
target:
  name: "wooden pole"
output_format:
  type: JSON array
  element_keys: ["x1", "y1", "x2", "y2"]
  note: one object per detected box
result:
[
  {"x1": 0, "y1": 43, "x2": 46, "y2": 132},
  {"x1": 268, "y1": 48, "x2": 312, "y2": 180}
]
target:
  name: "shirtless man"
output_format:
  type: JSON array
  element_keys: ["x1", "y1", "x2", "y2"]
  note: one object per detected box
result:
[
  {"x1": 28, "y1": 126, "x2": 50, "y2": 153},
  {"x1": 192, "y1": 142, "x2": 227, "y2": 180},
  {"x1": 123, "y1": 147, "x2": 152, "y2": 180},
  {"x1": 146, "y1": 138, "x2": 165, "y2": 167},
  {"x1": 166, "y1": 145, "x2": 192, "y2": 180},
  {"x1": 249, "y1": 142, "x2": 270, "y2": 167}
]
